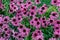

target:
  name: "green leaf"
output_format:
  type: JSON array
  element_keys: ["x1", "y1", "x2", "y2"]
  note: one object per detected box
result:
[
  {"x1": 36, "y1": 2, "x2": 43, "y2": 8},
  {"x1": 36, "y1": 0, "x2": 51, "y2": 7},
  {"x1": 21, "y1": 17, "x2": 30, "y2": 27},
  {"x1": 41, "y1": 0, "x2": 51, "y2": 5},
  {"x1": 40, "y1": 25, "x2": 54, "y2": 40},
  {"x1": 36, "y1": 13, "x2": 41, "y2": 18},
  {"x1": 0, "y1": 9, "x2": 5, "y2": 15},
  {"x1": 2, "y1": 0, "x2": 10, "y2": 16},
  {"x1": 24, "y1": 32, "x2": 32, "y2": 40},
  {"x1": 21, "y1": 17, "x2": 36, "y2": 32},
  {"x1": 9, "y1": 36, "x2": 16, "y2": 40},
  {"x1": 2, "y1": 0, "x2": 10, "y2": 11},
  {"x1": 42, "y1": 6, "x2": 57, "y2": 19},
  {"x1": 9, "y1": 23, "x2": 18, "y2": 32}
]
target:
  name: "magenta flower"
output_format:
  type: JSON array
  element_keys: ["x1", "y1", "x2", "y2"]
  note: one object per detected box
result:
[
  {"x1": 2, "y1": 24, "x2": 9, "y2": 28},
  {"x1": 10, "y1": 16, "x2": 20, "y2": 26},
  {"x1": 47, "y1": 18, "x2": 55, "y2": 25},
  {"x1": 10, "y1": 2, "x2": 18, "y2": 12},
  {"x1": 26, "y1": 0, "x2": 33, "y2": 7},
  {"x1": 50, "y1": 12, "x2": 59, "y2": 19},
  {"x1": 16, "y1": 16, "x2": 23, "y2": 22},
  {"x1": 4, "y1": 33, "x2": 10, "y2": 39},
  {"x1": 17, "y1": 24, "x2": 26, "y2": 32},
  {"x1": 30, "y1": 19, "x2": 36, "y2": 26},
  {"x1": 54, "y1": 30, "x2": 60, "y2": 38},
  {"x1": 51, "y1": 0, "x2": 57, "y2": 5},
  {"x1": 30, "y1": 5, "x2": 37, "y2": 11},
  {"x1": 30, "y1": 17, "x2": 41, "y2": 28},
  {"x1": 12, "y1": 31, "x2": 19, "y2": 38},
  {"x1": 29, "y1": 10, "x2": 37, "y2": 17},
  {"x1": 38, "y1": 4, "x2": 48, "y2": 15},
  {"x1": 9, "y1": 8, "x2": 14, "y2": 13},
  {"x1": 35, "y1": 0, "x2": 41, "y2": 4},
  {"x1": 18, "y1": 27, "x2": 30, "y2": 37},
  {"x1": 32, "y1": 29, "x2": 43, "y2": 40},
  {"x1": 53, "y1": 26, "x2": 60, "y2": 31},
  {"x1": 53, "y1": 20, "x2": 60, "y2": 27},
  {"x1": 3, "y1": 16, "x2": 10, "y2": 23},
  {"x1": 39, "y1": 16, "x2": 46, "y2": 21}
]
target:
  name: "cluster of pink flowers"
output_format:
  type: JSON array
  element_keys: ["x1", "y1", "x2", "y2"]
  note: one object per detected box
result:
[
  {"x1": 0, "y1": 0, "x2": 60, "y2": 40},
  {"x1": 32, "y1": 29, "x2": 44, "y2": 40},
  {"x1": 0, "y1": 15, "x2": 30, "y2": 40}
]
